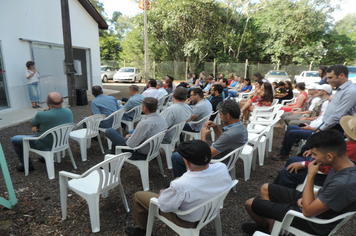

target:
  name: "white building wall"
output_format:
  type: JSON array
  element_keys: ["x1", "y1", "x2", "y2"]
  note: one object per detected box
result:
[{"x1": 0, "y1": 0, "x2": 101, "y2": 110}]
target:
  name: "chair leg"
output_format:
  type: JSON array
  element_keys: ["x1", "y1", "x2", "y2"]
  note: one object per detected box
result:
[
  {"x1": 118, "y1": 183, "x2": 130, "y2": 213},
  {"x1": 251, "y1": 150, "x2": 257, "y2": 171},
  {"x1": 23, "y1": 145, "x2": 30, "y2": 176},
  {"x1": 79, "y1": 139, "x2": 88, "y2": 162},
  {"x1": 146, "y1": 204, "x2": 156, "y2": 236},
  {"x1": 258, "y1": 141, "x2": 266, "y2": 166},
  {"x1": 106, "y1": 137, "x2": 112, "y2": 150},
  {"x1": 229, "y1": 168, "x2": 237, "y2": 193},
  {"x1": 162, "y1": 145, "x2": 172, "y2": 169},
  {"x1": 86, "y1": 195, "x2": 101, "y2": 233},
  {"x1": 67, "y1": 147, "x2": 77, "y2": 169},
  {"x1": 268, "y1": 131, "x2": 273, "y2": 152},
  {"x1": 55, "y1": 152, "x2": 61, "y2": 163},
  {"x1": 59, "y1": 176, "x2": 68, "y2": 220},
  {"x1": 157, "y1": 154, "x2": 166, "y2": 177},
  {"x1": 214, "y1": 214, "x2": 222, "y2": 236},
  {"x1": 97, "y1": 134, "x2": 105, "y2": 154},
  {"x1": 241, "y1": 155, "x2": 251, "y2": 181},
  {"x1": 44, "y1": 153, "x2": 55, "y2": 179}
]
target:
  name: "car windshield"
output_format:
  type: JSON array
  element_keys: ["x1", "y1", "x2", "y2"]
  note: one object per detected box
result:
[
  {"x1": 101, "y1": 66, "x2": 106, "y2": 71},
  {"x1": 348, "y1": 67, "x2": 356, "y2": 74},
  {"x1": 119, "y1": 68, "x2": 134, "y2": 73},
  {"x1": 270, "y1": 71, "x2": 287, "y2": 76},
  {"x1": 306, "y1": 72, "x2": 319, "y2": 77}
]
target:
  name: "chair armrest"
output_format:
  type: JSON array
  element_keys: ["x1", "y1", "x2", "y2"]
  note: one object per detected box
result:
[
  {"x1": 104, "y1": 154, "x2": 117, "y2": 160},
  {"x1": 115, "y1": 145, "x2": 137, "y2": 151},
  {"x1": 74, "y1": 119, "x2": 86, "y2": 128},
  {"x1": 282, "y1": 210, "x2": 354, "y2": 226},
  {"x1": 59, "y1": 171, "x2": 81, "y2": 179},
  {"x1": 23, "y1": 136, "x2": 40, "y2": 141}
]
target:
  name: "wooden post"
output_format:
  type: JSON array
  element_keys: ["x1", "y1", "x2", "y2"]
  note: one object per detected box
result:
[
  {"x1": 124, "y1": 59, "x2": 126, "y2": 67},
  {"x1": 277, "y1": 60, "x2": 280, "y2": 70},
  {"x1": 244, "y1": 59, "x2": 248, "y2": 79},
  {"x1": 144, "y1": 0, "x2": 149, "y2": 81},
  {"x1": 213, "y1": 58, "x2": 216, "y2": 78},
  {"x1": 185, "y1": 61, "x2": 188, "y2": 82},
  {"x1": 153, "y1": 60, "x2": 156, "y2": 80},
  {"x1": 60, "y1": 0, "x2": 76, "y2": 107},
  {"x1": 309, "y1": 61, "x2": 313, "y2": 71}
]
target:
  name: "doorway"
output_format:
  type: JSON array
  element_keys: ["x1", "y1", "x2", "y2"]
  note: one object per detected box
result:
[{"x1": 0, "y1": 41, "x2": 10, "y2": 110}]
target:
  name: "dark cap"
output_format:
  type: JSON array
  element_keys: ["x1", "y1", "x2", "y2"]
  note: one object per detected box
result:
[{"x1": 177, "y1": 140, "x2": 211, "y2": 165}]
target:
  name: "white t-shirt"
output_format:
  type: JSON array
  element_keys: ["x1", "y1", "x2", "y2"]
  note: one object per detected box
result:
[
  {"x1": 142, "y1": 87, "x2": 160, "y2": 99},
  {"x1": 157, "y1": 87, "x2": 168, "y2": 99},
  {"x1": 320, "y1": 100, "x2": 328, "y2": 112},
  {"x1": 308, "y1": 97, "x2": 321, "y2": 111},
  {"x1": 158, "y1": 163, "x2": 232, "y2": 222},
  {"x1": 25, "y1": 69, "x2": 40, "y2": 84}
]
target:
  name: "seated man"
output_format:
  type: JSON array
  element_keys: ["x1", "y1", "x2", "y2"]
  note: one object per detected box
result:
[
  {"x1": 11, "y1": 92, "x2": 73, "y2": 172},
  {"x1": 105, "y1": 97, "x2": 167, "y2": 159},
  {"x1": 208, "y1": 83, "x2": 223, "y2": 121},
  {"x1": 160, "y1": 87, "x2": 192, "y2": 143},
  {"x1": 118, "y1": 85, "x2": 144, "y2": 121},
  {"x1": 172, "y1": 99, "x2": 248, "y2": 178},
  {"x1": 219, "y1": 78, "x2": 229, "y2": 98},
  {"x1": 142, "y1": 79, "x2": 159, "y2": 99},
  {"x1": 273, "y1": 115, "x2": 356, "y2": 189},
  {"x1": 90, "y1": 85, "x2": 119, "y2": 128},
  {"x1": 183, "y1": 88, "x2": 212, "y2": 133},
  {"x1": 156, "y1": 80, "x2": 168, "y2": 98},
  {"x1": 243, "y1": 130, "x2": 356, "y2": 236},
  {"x1": 125, "y1": 140, "x2": 233, "y2": 236}
]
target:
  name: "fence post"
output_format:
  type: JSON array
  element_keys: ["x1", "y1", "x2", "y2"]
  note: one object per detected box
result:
[
  {"x1": 185, "y1": 61, "x2": 188, "y2": 82},
  {"x1": 213, "y1": 58, "x2": 216, "y2": 78},
  {"x1": 124, "y1": 59, "x2": 126, "y2": 67},
  {"x1": 245, "y1": 59, "x2": 248, "y2": 79},
  {"x1": 153, "y1": 60, "x2": 156, "y2": 80},
  {"x1": 309, "y1": 61, "x2": 313, "y2": 71},
  {"x1": 277, "y1": 60, "x2": 280, "y2": 70}
]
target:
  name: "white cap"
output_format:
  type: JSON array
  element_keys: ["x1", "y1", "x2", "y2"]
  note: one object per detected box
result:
[
  {"x1": 317, "y1": 84, "x2": 332, "y2": 94},
  {"x1": 306, "y1": 84, "x2": 318, "y2": 90}
]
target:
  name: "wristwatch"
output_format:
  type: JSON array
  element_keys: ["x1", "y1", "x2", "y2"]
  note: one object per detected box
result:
[{"x1": 301, "y1": 161, "x2": 306, "y2": 168}]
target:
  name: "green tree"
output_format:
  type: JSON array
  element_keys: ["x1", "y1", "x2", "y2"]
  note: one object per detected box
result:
[{"x1": 333, "y1": 13, "x2": 356, "y2": 42}]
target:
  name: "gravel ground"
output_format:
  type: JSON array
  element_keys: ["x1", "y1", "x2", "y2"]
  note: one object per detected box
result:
[{"x1": 0, "y1": 82, "x2": 354, "y2": 235}]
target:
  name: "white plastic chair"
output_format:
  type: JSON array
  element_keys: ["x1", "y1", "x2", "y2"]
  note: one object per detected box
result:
[
  {"x1": 59, "y1": 153, "x2": 131, "y2": 233},
  {"x1": 98, "y1": 109, "x2": 126, "y2": 150},
  {"x1": 210, "y1": 145, "x2": 246, "y2": 192},
  {"x1": 160, "y1": 121, "x2": 186, "y2": 169},
  {"x1": 157, "y1": 94, "x2": 169, "y2": 113},
  {"x1": 296, "y1": 172, "x2": 326, "y2": 192},
  {"x1": 70, "y1": 114, "x2": 105, "y2": 162},
  {"x1": 146, "y1": 180, "x2": 238, "y2": 236},
  {"x1": 115, "y1": 130, "x2": 167, "y2": 191},
  {"x1": 23, "y1": 123, "x2": 77, "y2": 179},
  {"x1": 121, "y1": 105, "x2": 142, "y2": 131},
  {"x1": 281, "y1": 97, "x2": 296, "y2": 106},
  {"x1": 210, "y1": 110, "x2": 220, "y2": 142},
  {"x1": 254, "y1": 210, "x2": 356, "y2": 236},
  {"x1": 182, "y1": 113, "x2": 212, "y2": 141}
]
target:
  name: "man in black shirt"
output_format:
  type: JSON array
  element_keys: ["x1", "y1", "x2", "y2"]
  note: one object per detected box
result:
[{"x1": 209, "y1": 84, "x2": 224, "y2": 121}]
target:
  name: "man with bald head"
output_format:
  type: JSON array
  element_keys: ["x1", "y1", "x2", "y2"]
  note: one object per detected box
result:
[{"x1": 11, "y1": 92, "x2": 73, "y2": 172}]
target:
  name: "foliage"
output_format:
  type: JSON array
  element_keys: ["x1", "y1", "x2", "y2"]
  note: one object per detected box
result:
[{"x1": 333, "y1": 13, "x2": 356, "y2": 42}]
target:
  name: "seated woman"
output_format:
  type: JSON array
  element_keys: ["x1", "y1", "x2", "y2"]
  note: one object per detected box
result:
[
  {"x1": 165, "y1": 79, "x2": 173, "y2": 94},
  {"x1": 240, "y1": 83, "x2": 274, "y2": 123},
  {"x1": 275, "y1": 81, "x2": 293, "y2": 104},
  {"x1": 229, "y1": 77, "x2": 252, "y2": 97},
  {"x1": 239, "y1": 80, "x2": 263, "y2": 108},
  {"x1": 228, "y1": 74, "x2": 240, "y2": 89}
]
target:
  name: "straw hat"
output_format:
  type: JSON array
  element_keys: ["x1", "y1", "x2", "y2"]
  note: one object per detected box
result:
[{"x1": 340, "y1": 115, "x2": 356, "y2": 141}]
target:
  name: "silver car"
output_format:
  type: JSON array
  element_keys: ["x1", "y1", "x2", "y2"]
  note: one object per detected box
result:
[
  {"x1": 265, "y1": 70, "x2": 290, "y2": 83},
  {"x1": 101, "y1": 66, "x2": 117, "y2": 83},
  {"x1": 113, "y1": 67, "x2": 142, "y2": 83}
]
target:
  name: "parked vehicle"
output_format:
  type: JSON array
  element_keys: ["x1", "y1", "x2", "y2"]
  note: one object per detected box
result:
[
  {"x1": 294, "y1": 71, "x2": 320, "y2": 86},
  {"x1": 113, "y1": 67, "x2": 142, "y2": 83},
  {"x1": 264, "y1": 70, "x2": 290, "y2": 83},
  {"x1": 347, "y1": 66, "x2": 356, "y2": 84},
  {"x1": 101, "y1": 66, "x2": 117, "y2": 83}
]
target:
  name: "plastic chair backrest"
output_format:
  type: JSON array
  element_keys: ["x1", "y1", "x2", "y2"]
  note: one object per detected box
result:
[
  {"x1": 210, "y1": 144, "x2": 246, "y2": 172},
  {"x1": 78, "y1": 114, "x2": 105, "y2": 137},
  {"x1": 80, "y1": 153, "x2": 131, "y2": 193},
  {"x1": 157, "y1": 94, "x2": 168, "y2": 110},
  {"x1": 104, "y1": 109, "x2": 126, "y2": 129},
  {"x1": 141, "y1": 131, "x2": 167, "y2": 161},
  {"x1": 166, "y1": 121, "x2": 186, "y2": 145},
  {"x1": 126, "y1": 105, "x2": 142, "y2": 122},
  {"x1": 189, "y1": 112, "x2": 212, "y2": 127},
  {"x1": 37, "y1": 123, "x2": 77, "y2": 152}
]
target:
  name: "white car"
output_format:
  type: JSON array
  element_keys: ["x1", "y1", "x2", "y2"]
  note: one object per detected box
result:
[
  {"x1": 265, "y1": 70, "x2": 290, "y2": 83},
  {"x1": 101, "y1": 66, "x2": 117, "y2": 83},
  {"x1": 113, "y1": 67, "x2": 142, "y2": 83},
  {"x1": 294, "y1": 71, "x2": 320, "y2": 86}
]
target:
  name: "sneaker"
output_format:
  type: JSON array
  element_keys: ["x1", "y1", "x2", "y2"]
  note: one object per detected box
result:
[
  {"x1": 16, "y1": 165, "x2": 34, "y2": 172},
  {"x1": 272, "y1": 154, "x2": 289, "y2": 161},
  {"x1": 125, "y1": 227, "x2": 146, "y2": 236},
  {"x1": 241, "y1": 222, "x2": 269, "y2": 235}
]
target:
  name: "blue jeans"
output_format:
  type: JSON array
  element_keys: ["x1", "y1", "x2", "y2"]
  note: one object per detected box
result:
[
  {"x1": 228, "y1": 90, "x2": 239, "y2": 97},
  {"x1": 171, "y1": 152, "x2": 187, "y2": 178},
  {"x1": 28, "y1": 82, "x2": 40, "y2": 102},
  {"x1": 280, "y1": 125, "x2": 313, "y2": 156},
  {"x1": 105, "y1": 128, "x2": 146, "y2": 160},
  {"x1": 11, "y1": 135, "x2": 49, "y2": 167},
  {"x1": 273, "y1": 156, "x2": 327, "y2": 189}
]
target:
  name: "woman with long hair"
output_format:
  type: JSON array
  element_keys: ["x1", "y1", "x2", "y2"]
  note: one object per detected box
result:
[
  {"x1": 239, "y1": 80, "x2": 263, "y2": 108},
  {"x1": 165, "y1": 78, "x2": 173, "y2": 94},
  {"x1": 229, "y1": 77, "x2": 252, "y2": 97},
  {"x1": 240, "y1": 82, "x2": 274, "y2": 123}
]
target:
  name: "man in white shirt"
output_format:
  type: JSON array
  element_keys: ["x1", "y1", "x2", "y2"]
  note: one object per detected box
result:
[
  {"x1": 142, "y1": 79, "x2": 160, "y2": 99},
  {"x1": 156, "y1": 80, "x2": 168, "y2": 98},
  {"x1": 125, "y1": 140, "x2": 232, "y2": 236}
]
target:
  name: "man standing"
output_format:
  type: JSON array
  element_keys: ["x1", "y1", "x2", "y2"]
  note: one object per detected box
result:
[
  {"x1": 118, "y1": 85, "x2": 144, "y2": 121},
  {"x1": 156, "y1": 80, "x2": 168, "y2": 98},
  {"x1": 11, "y1": 92, "x2": 73, "y2": 172},
  {"x1": 160, "y1": 88, "x2": 192, "y2": 143},
  {"x1": 172, "y1": 99, "x2": 248, "y2": 178},
  {"x1": 125, "y1": 140, "x2": 233, "y2": 236},
  {"x1": 208, "y1": 84, "x2": 223, "y2": 121},
  {"x1": 320, "y1": 65, "x2": 356, "y2": 133},
  {"x1": 105, "y1": 97, "x2": 167, "y2": 159},
  {"x1": 90, "y1": 86, "x2": 119, "y2": 128},
  {"x1": 142, "y1": 79, "x2": 159, "y2": 99},
  {"x1": 183, "y1": 88, "x2": 212, "y2": 133},
  {"x1": 243, "y1": 130, "x2": 356, "y2": 236}
]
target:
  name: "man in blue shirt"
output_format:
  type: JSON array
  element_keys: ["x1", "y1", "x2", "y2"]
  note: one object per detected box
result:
[
  {"x1": 90, "y1": 86, "x2": 119, "y2": 128},
  {"x1": 118, "y1": 85, "x2": 144, "y2": 121}
]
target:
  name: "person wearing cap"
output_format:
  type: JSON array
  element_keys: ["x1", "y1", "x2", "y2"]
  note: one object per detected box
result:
[
  {"x1": 125, "y1": 140, "x2": 232, "y2": 236},
  {"x1": 272, "y1": 114, "x2": 356, "y2": 189},
  {"x1": 243, "y1": 130, "x2": 356, "y2": 236},
  {"x1": 319, "y1": 65, "x2": 356, "y2": 134},
  {"x1": 172, "y1": 99, "x2": 248, "y2": 178},
  {"x1": 286, "y1": 84, "x2": 331, "y2": 126},
  {"x1": 282, "y1": 84, "x2": 320, "y2": 126}
]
